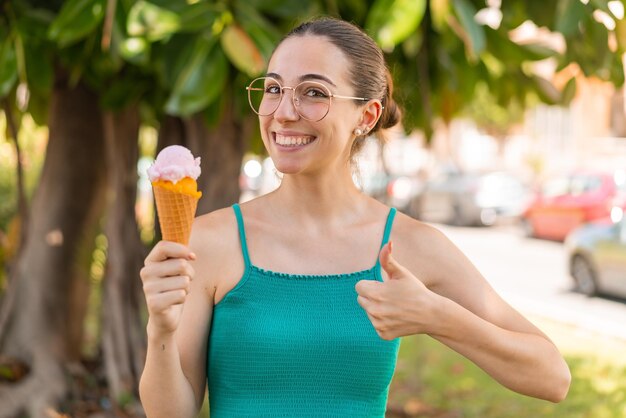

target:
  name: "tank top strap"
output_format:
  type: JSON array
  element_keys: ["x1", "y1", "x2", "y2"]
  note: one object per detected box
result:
[
  {"x1": 232, "y1": 203, "x2": 251, "y2": 268},
  {"x1": 380, "y1": 207, "x2": 397, "y2": 249},
  {"x1": 375, "y1": 207, "x2": 397, "y2": 275}
]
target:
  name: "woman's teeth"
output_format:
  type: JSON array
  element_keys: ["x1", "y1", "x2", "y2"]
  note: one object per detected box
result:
[{"x1": 275, "y1": 134, "x2": 315, "y2": 147}]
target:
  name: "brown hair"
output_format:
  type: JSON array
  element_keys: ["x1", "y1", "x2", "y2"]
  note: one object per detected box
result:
[{"x1": 279, "y1": 17, "x2": 402, "y2": 158}]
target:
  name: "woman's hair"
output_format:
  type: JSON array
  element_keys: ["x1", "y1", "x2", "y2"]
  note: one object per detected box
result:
[{"x1": 279, "y1": 17, "x2": 402, "y2": 159}]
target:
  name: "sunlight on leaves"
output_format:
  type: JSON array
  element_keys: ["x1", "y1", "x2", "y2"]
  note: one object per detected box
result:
[{"x1": 366, "y1": 0, "x2": 427, "y2": 52}]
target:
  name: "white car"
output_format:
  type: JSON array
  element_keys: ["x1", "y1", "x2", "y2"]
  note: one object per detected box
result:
[{"x1": 565, "y1": 210, "x2": 626, "y2": 297}]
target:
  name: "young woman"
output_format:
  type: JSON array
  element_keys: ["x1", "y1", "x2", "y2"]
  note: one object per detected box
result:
[{"x1": 139, "y1": 17, "x2": 571, "y2": 418}]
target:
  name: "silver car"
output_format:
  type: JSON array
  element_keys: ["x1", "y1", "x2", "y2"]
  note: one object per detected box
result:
[
  {"x1": 565, "y1": 211, "x2": 626, "y2": 297},
  {"x1": 414, "y1": 171, "x2": 531, "y2": 226}
]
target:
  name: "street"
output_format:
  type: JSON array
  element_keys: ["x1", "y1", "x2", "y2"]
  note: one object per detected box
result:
[{"x1": 436, "y1": 223, "x2": 626, "y2": 341}]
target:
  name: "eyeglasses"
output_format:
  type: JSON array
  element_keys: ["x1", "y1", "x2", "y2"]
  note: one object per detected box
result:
[{"x1": 246, "y1": 77, "x2": 371, "y2": 122}]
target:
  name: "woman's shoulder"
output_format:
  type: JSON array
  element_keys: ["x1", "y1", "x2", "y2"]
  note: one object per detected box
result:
[
  {"x1": 392, "y1": 210, "x2": 448, "y2": 248},
  {"x1": 189, "y1": 198, "x2": 268, "y2": 259},
  {"x1": 188, "y1": 205, "x2": 243, "y2": 284},
  {"x1": 390, "y1": 211, "x2": 463, "y2": 286},
  {"x1": 192, "y1": 206, "x2": 238, "y2": 242}
]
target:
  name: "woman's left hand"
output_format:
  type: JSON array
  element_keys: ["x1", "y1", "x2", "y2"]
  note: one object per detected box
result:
[{"x1": 355, "y1": 241, "x2": 440, "y2": 340}]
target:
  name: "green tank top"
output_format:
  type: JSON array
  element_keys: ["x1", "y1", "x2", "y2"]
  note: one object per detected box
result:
[{"x1": 207, "y1": 204, "x2": 400, "y2": 417}]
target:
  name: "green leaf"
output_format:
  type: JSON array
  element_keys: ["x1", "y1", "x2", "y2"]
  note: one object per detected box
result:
[
  {"x1": 220, "y1": 24, "x2": 265, "y2": 77},
  {"x1": 178, "y1": 2, "x2": 222, "y2": 32},
  {"x1": 525, "y1": 2, "x2": 559, "y2": 29},
  {"x1": 234, "y1": 2, "x2": 282, "y2": 61},
  {"x1": 165, "y1": 38, "x2": 228, "y2": 117},
  {"x1": 127, "y1": 0, "x2": 181, "y2": 41},
  {"x1": 485, "y1": 28, "x2": 557, "y2": 65},
  {"x1": 609, "y1": 50, "x2": 625, "y2": 86},
  {"x1": 139, "y1": 0, "x2": 188, "y2": 13},
  {"x1": 244, "y1": 0, "x2": 316, "y2": 18},
  {"x1": 26, "y1": 90, "x2": 50, "y2": 125},
  {"x1": 0, "y1": 37, "x2": 18, "y2": 99},
  {"x1": 615, "y1": 16, "x2": 626, "y2": 53},
  {"x1": 23, "y1": 42, "x2": 53, "y2": 94},
  {"x1": 17, "y1": 8, "x2": 55, "y2": 39},
  {"x1": 521, "y1": 43, "x2": 560, "y2": 60},
  {"x1": 430, "y1": 0, "x2": 451, "y2": 32},
  {"x1": 561, "y1": 77, "x2": 577, "y2": 105},
  {"x1": 590, "y1": 0, "x2": 614, "y2": 17},
  {"x1": 48, "y1": 0, "x2": 106, "y2": 47},
  {"x1": 401, "y1": 31, "x2": 423, "y2": 58},
  {"x1": 500, "y1": 2, "x2": 529, "y2": 30},
  {"x1": 532, "y1": 75, "x2": 560, "y2": 105},
  {"x1": 452, "y1": 0, "x2": 486, "y2": 59},
  {"x1": 564, "y1": 17, "x2": 610, "y2": 78},
  {"x1": 153, "y1": 33, "x2": 196, "y2": 89},
  {"x1": 365, "y1": 0, "x2": 427, "y2": 51},
  {"x1": 555, "y1": 0, "x2": 587, "y2": 37},
  {"x1": 120, "y1": 37, "x2": 150, "y2": 65},
  {"x1": 101, "y1": 77, "x2": 147, "y2": 109}
]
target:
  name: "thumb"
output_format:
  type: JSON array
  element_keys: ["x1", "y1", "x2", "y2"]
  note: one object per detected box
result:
[{"x1": 379, "y1": 241, "x2": 403, "y2": 280}]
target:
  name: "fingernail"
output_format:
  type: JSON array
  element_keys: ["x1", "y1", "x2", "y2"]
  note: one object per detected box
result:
[
  {"x1": 189, "y1": 252, "x2": 197, "y2": 260},
  {"x1": 389, "y1": 241, "x2": 393, "y2": 253}
]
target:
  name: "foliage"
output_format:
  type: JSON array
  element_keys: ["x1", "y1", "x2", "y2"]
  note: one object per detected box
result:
[
  {"x1": 1, "y1": 0, "x2": 624, "y2": 141},
  {"x1": 384, "y1": 0, "x2": 626, "y2": 138},
  {"x1": 463, "y1": 81, "x2": 526, "y2": 139}
]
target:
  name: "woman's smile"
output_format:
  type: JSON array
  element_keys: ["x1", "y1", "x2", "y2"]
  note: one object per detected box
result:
[{"x1": 272, "y1": 132, "x2": 318, "y2": 150}]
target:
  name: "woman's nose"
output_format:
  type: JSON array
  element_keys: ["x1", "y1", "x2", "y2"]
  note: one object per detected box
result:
[{"x1": 273, "y1": 89, "x2": 300, "y2": 122}]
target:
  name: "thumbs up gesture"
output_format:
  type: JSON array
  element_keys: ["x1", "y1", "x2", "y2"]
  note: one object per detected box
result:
[{"x1": 355, "y1": 241, "x2": 438, "y2": 340}]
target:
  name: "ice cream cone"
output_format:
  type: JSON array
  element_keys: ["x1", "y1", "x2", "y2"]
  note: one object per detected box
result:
[{"x1": 153, "y1": 185, "x2": 199, "y2": 245}]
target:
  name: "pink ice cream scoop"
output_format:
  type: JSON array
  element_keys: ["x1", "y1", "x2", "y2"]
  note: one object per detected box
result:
[{"x1": 147, "y1": 145, "x2": 201, "y2": 183}]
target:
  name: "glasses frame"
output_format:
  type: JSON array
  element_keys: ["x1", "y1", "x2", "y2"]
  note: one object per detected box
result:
[{"x1": 246, "y1": 76, "x2": 372, "y2": 122}]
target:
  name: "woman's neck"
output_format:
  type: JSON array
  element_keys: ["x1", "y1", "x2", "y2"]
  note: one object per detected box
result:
[{"x1": 265, "y1": 166, "x2": 370, "y2": 227}]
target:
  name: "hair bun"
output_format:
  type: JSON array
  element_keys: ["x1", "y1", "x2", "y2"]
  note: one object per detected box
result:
[
  {"x1": 373, "y1": 69, "x2": 401, "y2": 135},
  {"x1": 380, "y1": 97, "x2": 401, "y2": 130}
]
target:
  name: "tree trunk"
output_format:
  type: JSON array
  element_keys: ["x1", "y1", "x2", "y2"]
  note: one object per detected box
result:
[
  {"x1": 0, "y1": 73, "x2": 107, "y2": 417},
  {"x1": 101, "y1": 106, "x2": 146, "y2": 408}
]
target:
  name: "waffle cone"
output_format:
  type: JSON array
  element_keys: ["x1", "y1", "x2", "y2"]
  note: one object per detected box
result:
[{"x1": 153, "y1": 186, "x2": 199, "y2": 245}]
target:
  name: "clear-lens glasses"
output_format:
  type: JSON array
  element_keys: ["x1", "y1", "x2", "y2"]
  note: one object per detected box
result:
[{"x1": 246, "y1": 77, "x2": 369, "y2": 122}]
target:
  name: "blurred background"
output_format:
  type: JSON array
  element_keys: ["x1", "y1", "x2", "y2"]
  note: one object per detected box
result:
[{"x1": 1, "y1": 0, "x2": 626, "y2": 417}]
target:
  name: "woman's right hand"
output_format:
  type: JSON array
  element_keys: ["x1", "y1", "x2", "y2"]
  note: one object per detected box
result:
[{"x1": 140, "y1": 241, "x2": 196, "y2": 336}]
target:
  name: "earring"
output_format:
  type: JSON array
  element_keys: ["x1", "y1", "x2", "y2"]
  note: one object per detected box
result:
[{"x1": 353, "y1": 128, "x2": 363, "y2": 136}]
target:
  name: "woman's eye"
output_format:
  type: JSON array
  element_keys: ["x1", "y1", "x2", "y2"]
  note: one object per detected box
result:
[
  {"x1": 304, "y1": 88, "x2": 327, "y2": 98},
  {"x1": 266, "y1": 85, "x2": 281, "y2": 94}
]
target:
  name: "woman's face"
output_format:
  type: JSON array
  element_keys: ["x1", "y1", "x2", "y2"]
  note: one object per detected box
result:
[{"x1": 258, "y1": 35, "x2": 371, "y2": 176}]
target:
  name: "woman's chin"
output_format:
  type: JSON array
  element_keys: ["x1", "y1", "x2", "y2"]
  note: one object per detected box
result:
[
  {"x1": 273, "y1": 165, "x2": 300, "y2": 175},
  {"x1": 271, "y1": 160, "x2": 314, "y2": 176}
]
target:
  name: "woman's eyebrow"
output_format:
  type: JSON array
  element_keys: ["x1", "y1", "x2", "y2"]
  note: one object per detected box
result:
[
  {"x1": 298, "y1": 73, "x2": 337, "y2": 87},
  {"x1": 265, "y1": 72, "x2": 282, "y2": 80},
  {"x1": 265, "y1": 72, "x2": 337, "y2": 87}
]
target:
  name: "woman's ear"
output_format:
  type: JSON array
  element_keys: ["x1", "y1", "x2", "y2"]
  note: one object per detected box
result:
[{"x1": 359, "y1": 100, "x2": 383, "y2": 132}]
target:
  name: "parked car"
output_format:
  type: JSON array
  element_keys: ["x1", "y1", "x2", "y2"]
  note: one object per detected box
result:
[
  {"x1": 522, "y1": 171, "x2": 626, "y2": 241},
  {"x1": 413, "y1": 170, "x2": 531, "y2": 226},
  {"x1": 565, "y1": 210, "x2": 626, "y2": 297},
  {"x1": 358, "y1": 171, "x2": 425, "y2": 214},
  {"x1": 385, "y1": 175, "x2": 425, "y2": 215}
]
